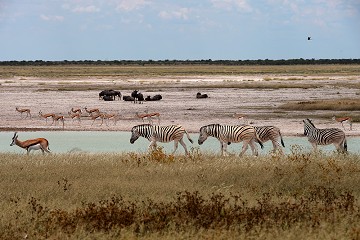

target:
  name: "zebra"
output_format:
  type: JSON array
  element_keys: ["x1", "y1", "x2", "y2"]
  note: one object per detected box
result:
[
  {"x1": 254, "y1": 126, "x2": 285, "y2": 153},
  {"x1": 198, "y1": 124, "x2": 264, "y2": 156},
  {"x1": 130, "y1": 124, "x2": 194, "y2": 155},
  {"x1": 303, "y1": 118, "x2": 347, "y2": 153}
]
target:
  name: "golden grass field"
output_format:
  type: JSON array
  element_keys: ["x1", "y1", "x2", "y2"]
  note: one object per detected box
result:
[{"x1": 1, "y1": 64, "x2": 360, "y2": 239}]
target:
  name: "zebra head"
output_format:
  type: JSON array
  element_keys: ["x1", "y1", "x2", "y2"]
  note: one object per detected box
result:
[
  {"x1": 130, "y1": 124, "x2": 152, "y2": 144},
  {"x1": 303, "y1": 118, "x2": 315, "y2": 136},
  {"x1": 130, "y1": 126, "x2": 141, "y2": 144},
  {"x1": 198, "y1": 125, "x2": 211, "y2": 145}
]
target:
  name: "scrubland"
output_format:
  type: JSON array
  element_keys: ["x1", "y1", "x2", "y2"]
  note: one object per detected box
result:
[{"x1": 1, "y1": 147, "x2": 360, "y2": 239}]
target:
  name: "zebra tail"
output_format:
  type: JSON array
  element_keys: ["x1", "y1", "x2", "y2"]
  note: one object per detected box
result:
[
  {"x1": 279, "y1": 131, "x2": 285, "y2": 147},
  {"x1": 185, "y1": 131, "x2": 193, "y2": 144},
  {"x1": 344, "y1": 138, "x2": 347, "y2": 152},
  {"x1": 255, "y1": 132, "x2": 264, "y2": 149}
]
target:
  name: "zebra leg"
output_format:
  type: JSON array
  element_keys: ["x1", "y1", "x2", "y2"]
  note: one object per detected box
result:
[
  {"x1": 179, "y1": 138, "x2": 189, "y2": 155},
  {"x1": 311, "y1": 142, "x2": 318, "y2": 151},
  {"x1": 239, "y1": 140, "x2": 250, "y2": 156},
  {"x1": 249, "y1": 140, "x2": 259, "y2": 156},
  {"x1": 172, "y1": 140, "x2": 180, "y2": 155}
]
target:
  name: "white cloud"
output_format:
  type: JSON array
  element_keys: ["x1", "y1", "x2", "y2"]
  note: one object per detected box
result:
[
  {"x1": 158, "y1": 8, "x2": 190, "y2": 20},
  {"x1": 72, "y1": 5, "x2": 100, "y2": 13},
  {"x1": 40, "y1": 14, "x2": 64, "y2": 21},
  {"x1": 115, "y1": 0, "x2": 151, "y2": 11},
  {"x1": 211, "y1": 0, "x2": 252, "y2": 12}
]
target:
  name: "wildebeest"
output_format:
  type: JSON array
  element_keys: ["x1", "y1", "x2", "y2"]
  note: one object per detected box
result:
[
  {"x1": 103, "y1": 95, "x2": 114, "y2": 101},
  {"x1": 196, "y1": 92, "x2": 208, "y2": 99},
  {"x1": 99, "y1": 90, "x2": 121, "y2": 101},
  {"x1": 123, "y1": 96, "x2": 135, "y2": 101},
  {"x1": 131, "y1": 90, "x2": 144, "y2": 104},
  {"x1": 145, "y1": 94, "x2": 162, "y2": 101}
]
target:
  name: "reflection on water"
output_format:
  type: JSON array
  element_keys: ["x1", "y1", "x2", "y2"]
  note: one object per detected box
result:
[{"x1": 1, "y1": 131, "x2": 359, "y2": 154}]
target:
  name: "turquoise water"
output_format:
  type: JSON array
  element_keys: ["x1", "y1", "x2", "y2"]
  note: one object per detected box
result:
[{"x1": 2, "y1": 131, "x2": 359, "y2": 154}]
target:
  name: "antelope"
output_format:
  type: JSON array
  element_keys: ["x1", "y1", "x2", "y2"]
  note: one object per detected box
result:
[
  {"x1": 135, "y1": 112, "x2": 160, "y2": 125},
  {"x1": 68, "y1": 111, "x2": 81, "y2": 124},
  {"x1": 16, "y1": 107, "x2": 31, "y2": 119},
  {"x1": 39, "y1": 111, "x2": 55, "y2": 124},
  {"x1": 71, "y1": 107, "x2": 82, "y2": 114},
  {"x1": 84, "y1": 107, "x2": 100, "y2": 116},
  {"x1": 10, "y1": 132, "x2": 50, "y2": 155},
  {"x1": 332, "y1": 116, "x2": 352, "y2": 131},
  {"x1": 52, "y1": 114, "x2": 65, "y2": 128},
  {"x1": 90, "y1": 112, "x2": 106, "y2": 126},
  {"x1": 101, "y1": 112, "x2": 118, "y2": 126}
]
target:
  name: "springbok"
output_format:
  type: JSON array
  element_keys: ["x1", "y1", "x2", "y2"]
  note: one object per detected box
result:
[
  {"x1": 68, "y1": 111, "x2": 81, "y2": 124},
  {"x1": 10, "y1": 132, "x2": 50, "y2": 155},
  {"x1": 16, "y1": 107, "x2": 31, "y2": 119},
  {"x1": 39, "y1": 111, "x2": 55, "y2": 125},
  {"x1": 135, "y1": 112, "x2": 160, "y2": 125},
  {"x1": 52, "y1": 114, "x2": 65, "y2": 128},
  {"x1": 71, "y1": 107, "x2": 82, "y2": 114},
  {"x1": 84, "y1": 107, "x2": 100, "y2": 116},
  {"x1": 332, "y1": 116, "x2": 352, "y2": 131}
]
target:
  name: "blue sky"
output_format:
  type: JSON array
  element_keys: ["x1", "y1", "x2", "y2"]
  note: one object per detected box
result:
[{"x1": 0, "y1": 0, "x2": 359, "y2": 61}]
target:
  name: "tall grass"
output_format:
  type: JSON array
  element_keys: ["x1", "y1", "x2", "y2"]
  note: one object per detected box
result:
[{"x1": 1, "y1": 147, "x2": 360, "y2": 239}]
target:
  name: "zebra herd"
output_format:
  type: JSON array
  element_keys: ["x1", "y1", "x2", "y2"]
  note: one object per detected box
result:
[{"x1": 130, "y1": 118, "x2": 348, "y2": 155}]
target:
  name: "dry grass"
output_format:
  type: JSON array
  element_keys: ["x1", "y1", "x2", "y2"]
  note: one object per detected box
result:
[
  {"x1": 1, "y1": 64, "x2": 360, "y2": 78},
  {"x1": 1, "y1": 147, "x2": 360, "y2": 239},
  {"x1": 279, "y1": 99, "x2": 360, "y2": 111}
]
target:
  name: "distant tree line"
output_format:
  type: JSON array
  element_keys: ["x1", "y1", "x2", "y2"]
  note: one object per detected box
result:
[{"x1": 0, "y1": 58, "x2": 359, "y2": 66}]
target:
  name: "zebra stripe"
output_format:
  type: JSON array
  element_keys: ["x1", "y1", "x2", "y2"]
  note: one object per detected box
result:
[
  {"x1": 303, "y1": 118, "x2": 347, "y2": 152},
  {"x1": 130, "y1": 124, "x2": 193, "y2": 154},
  {"x1": 198, "y1": 124, "x2": 263, "y2": 156},
  {"x1": 254, "y1": 126, "x2": 285, "y2": 152}
]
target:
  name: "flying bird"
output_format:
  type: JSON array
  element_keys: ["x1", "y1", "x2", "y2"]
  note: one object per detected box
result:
[{"x1": 307, "y1": 36, "x2": 312, "y2": 40}]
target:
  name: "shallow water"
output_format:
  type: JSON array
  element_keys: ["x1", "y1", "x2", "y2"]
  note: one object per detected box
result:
[{"x1": 2, "y1": 131, "x2": 359, "y2": 155}]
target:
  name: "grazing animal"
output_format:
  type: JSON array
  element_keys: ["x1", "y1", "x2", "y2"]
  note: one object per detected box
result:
[
  {"x1": 99, "y1": 90, "x2": 121, "y2": 100},
  {"x1": 39, "y1": 111, "x2": 55, "y2": 125},
  {"x1": 84, "y1": 107, "x2": 100, "y2": 116},
  {"x1": 303, "y1": 118, "x2": 347, "y2": 153},
  {"x1": 52, "y1": 114, "x2": 65, "y2": 128},
  {"x1": 68, "y1": 111, "x2": 81, "y2": 124},
  {"x1": 131, "y1": 90, "x2": 144, "y2": 104},
  {"x1": 71, "y1": 107, "x2": 82, "y2": 114},
  {"x1": 196, "y1": 92, "x2": 208, "y2": 99},
  {"x1": 103, "y1": 95, "x2": 114, "y2": 101},
  {"x1": 254, "y1": 126, "x2": 285, "y2": 153},
  {"x1": 10, "y1": 132, "x2": 50, "y2": 155},
  {"x1": 198, "y1": 124, "x2": 263, "y2": 156},
  {"x1": 332, "y1": 116, "x2": 352, "y2": 131},
  {"x1": 123, "y1": 96, "x2": 135, "y2": 101},
  {"x1": 16, "y1": 107, "x2": 31, "y2": 119},
  {"x1": 145, "y1": 94, "x2": 163, "y2": 101},
  {"x1": 135, "y1": 112, "x2": 160, "y2": 125},
  {"x1": 130, "y1": 124, "x2": 193, "y2": 155}
]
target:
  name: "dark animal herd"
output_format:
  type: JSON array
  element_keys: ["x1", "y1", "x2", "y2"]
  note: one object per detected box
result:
[{"x1": 99, "y1": 90, "x2": 208, "y2": 103}]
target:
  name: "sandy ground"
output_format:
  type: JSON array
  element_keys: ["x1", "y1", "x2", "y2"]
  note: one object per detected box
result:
[{"x1": 1, "y1": 75, "x2": 359, "y2": 136}]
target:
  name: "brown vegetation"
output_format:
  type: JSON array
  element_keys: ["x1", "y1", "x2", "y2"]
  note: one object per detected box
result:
[{"x1": 1, "y1": 148, "x2": 360, "y2": 239}]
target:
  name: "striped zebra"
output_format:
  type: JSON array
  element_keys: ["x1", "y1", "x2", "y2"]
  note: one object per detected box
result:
[
  {"x1": 198, "y1": 124, "x2": 264, "y2": 156},
  {"x1": 254, "y1": 126, "x2": 285, "y2": 153},
  {"x1": 130, "y1": 124, "x2": 193, "y2": 154},
  {"x1": 303, "y1": 118, "x2": 347, "y2": 153}
]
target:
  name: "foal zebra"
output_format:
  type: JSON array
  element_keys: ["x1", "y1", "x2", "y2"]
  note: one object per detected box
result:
[
  {"x1": 303, "y1": 118, "x2": 347, "y2": 153},
  {"x1": 254, "y1": 126, "x2": 285, "y2": 153},
  {"x1": 198, "y1": 124, "x2": 263, "y2": 156},
  {"x1": 130, "y1": 124, "x2": 194, "y2": 155}
]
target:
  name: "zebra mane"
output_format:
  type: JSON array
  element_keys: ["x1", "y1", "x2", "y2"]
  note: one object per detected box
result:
[{"x1": 305, "y1": 118, "x2": 316, "y2": 128}]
